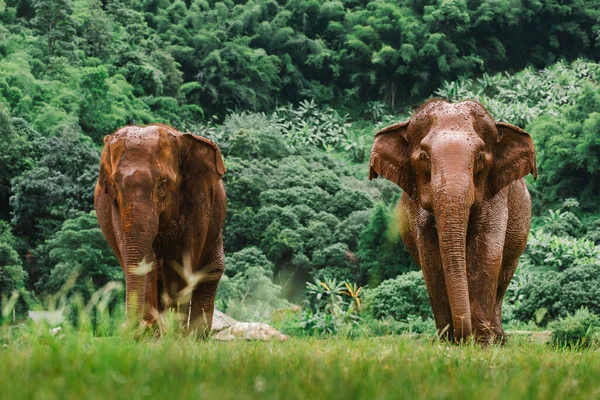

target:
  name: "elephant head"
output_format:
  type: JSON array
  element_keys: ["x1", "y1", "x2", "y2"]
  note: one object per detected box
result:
[
  {"x1": 98, "y1": 124, "x2": 225, "y2": 319},
  {"x1": 369, "y1": 99, "x2": 536, "y2": 339}
]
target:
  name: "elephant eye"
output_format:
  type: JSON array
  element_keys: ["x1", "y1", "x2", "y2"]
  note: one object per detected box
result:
[
  {"x1": 418, "y1": 150, "x2": 429, "y2": 162},
  {"x1": 157, "y1": 180, "x2": 168, "y2": 195},
  {"x1": 475, "y1": 151, "x2": 488, "y2": 170}
]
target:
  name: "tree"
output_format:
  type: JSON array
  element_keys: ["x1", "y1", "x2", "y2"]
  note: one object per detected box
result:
[
  {"x1": 10, "y1": 132, "x2": 100, "y2": 242},
  {"x1": 310, "y1": 242, "x2": 359, "y2": 282},
  {"x1": 357, "y1": 203, "x2": 418, "y2": 286},
  {"x1": 0, "y1": 223, "x2": 27, "y2": 295},
  {"x1": 34, "y1": 211, "x2": 121, "y2": 296},
  {"x1": 31, "y1": 0, "x2": 76, "y2": 57},
  {"x1": 515, "y1": 260, "x2": 600, "y2": 325},
  {"x1": 224, "y1": 247, "x2": 274, "y2": 278},
  {"x1": 528, "y1": 83, "x2": 600, "y2": 211},
  {"x1": 365, "y1": 271, "x2": 432, "y2": 321},
  {"x1": 0, "y1": 106, "x2": 43, "y2": 219}
]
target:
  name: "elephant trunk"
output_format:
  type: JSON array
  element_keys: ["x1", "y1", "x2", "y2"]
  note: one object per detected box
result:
[
  {"x1": 121, "y1": 202, "x2": 159, "y2": 322},
  {"x1": 431, "y1": 150, "x2": 475, "y2": 341}
]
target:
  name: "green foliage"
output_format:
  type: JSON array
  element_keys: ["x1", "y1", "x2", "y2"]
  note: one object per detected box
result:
[
  {"x1": 274, "y1": 100, "x2": 350, "y2": 148},
  {"x1": 217, "y1": 112, "x2": 403, "y2": 299},
  {"x1": 540, "y1": 208, "x2": 584, "y2": 238},
  {"x1": 365, "y1": 271, "x2": 432, "y2": 321},
  {"x1": 527, "y1": 82, "x2": 600, "y2": 211},
  {"x1": 310, "y1": 243, "x2": 358, "y2": 282},
  {"x1": 1, "y1": 0, "x2": 600, "y2": 328},
  {"x1": 523, "y1": 229, "x2": 599, "y2": 272},
  {"x1": 360, "y1": 315, "x2": 435, "y2": 336},
  {"x1": 33, "y1": 211, "x2": 122, "y2": 296},
  {"x1": 224, "y1": 247, "x2": 274, "y2": 278},
  {"x1": 217, "y1": 248, "x2": 289, "y2": 321},
  {"x1": 514, "y1": 260, "x2": 600, "y2": 325},
  {"x1": 0, "y1": 105, "x2": 43, "y2": 219},
  {"x1": 301, "y1": 278, "x2": 362, "y2": 335},
  {"x1": 549, "y1": 308, "x2": 600, "y2": 348},
  {"x1": 435, "y1": 60, "x2": 600, "y2": 127},
  {"x1": 357, "y1": 203, "x2": 417, "y2": 286},
  {"x1": 0, "y1": 241, "x2": 27, "y2": 294},
  {"x1": 10, "y1": 131, "x2": 99, "y2": 243},
  {"x1": 2, "y1": 0, "x2": 599, "y2": 139},
  {"x1": 31, "y1": 0, "x2": 76, "y2": 58}
]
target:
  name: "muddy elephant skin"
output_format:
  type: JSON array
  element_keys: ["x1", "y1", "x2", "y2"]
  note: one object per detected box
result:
[
  {"x1": 369, "y1": 99, "x2": 537, "y2": 345},
  {"x1": 94, "y1": 124, "x2": 226, "y2": 336}
]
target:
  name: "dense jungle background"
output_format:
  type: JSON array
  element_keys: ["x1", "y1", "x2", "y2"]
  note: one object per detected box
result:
[{"x1": 1, "y1": 0, "x2": 600, "y2": 344}]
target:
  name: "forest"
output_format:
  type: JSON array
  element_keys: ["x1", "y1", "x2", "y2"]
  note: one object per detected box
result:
[{"x1": 0, "y1": 0, "x2": 599, "y2": 347}]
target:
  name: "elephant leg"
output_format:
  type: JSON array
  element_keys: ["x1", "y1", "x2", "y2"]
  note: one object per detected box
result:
[
  {"x1": 466, "y1": 254, "x2": 502, "y2": 346},
  {"x1": 189, "y1": 243, "x2": 224, "y2": 338},
  {"x1": 466, "y1": 203, "x2": 508, "y2": 346},
  {"x1": 492, "y1": 260, "x2": 516, "y2": 345},
  {"x1": 493, "y1": 182, "x2": 531, "y2": 344},
  {"x1": 143, "y1": 265, "x2": 159, "y2": 324},
  {"x1": 414, "y1": 217, "x2": 454, "y2": 341}
]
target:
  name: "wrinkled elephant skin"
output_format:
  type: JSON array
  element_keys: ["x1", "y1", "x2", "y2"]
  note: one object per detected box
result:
[
  {"x1": 369, "y1": 100, "x2": 537, "y2": 345},
  {"x1": 94, "y1": 124, "x2": 226, "y2": 337}
]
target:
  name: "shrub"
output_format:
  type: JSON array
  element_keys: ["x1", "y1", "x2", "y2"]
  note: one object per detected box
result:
[
  {"x1": 216, "y1": 266, "x2": 290, "y2": 321},
  {"x1": 521, "y1": 229, "x2": 599, "y2": 271},
  {"x1": 301, "y1": 278, "x2": 363, "y2": 336},
  {"x1": 549, "y1": 308, "x2": 600, "y2": 348},
  {"x1": 224, "y1": 247, "x2": 274, "y2": 278},
  {"x1": 515, "y1": 260, "x2": 600, "y2": 324},
  {"x1": 540, "y1": 209, "x2": 584, "y2": 238},
  {"x1": 34, "y1": 211, "x2": 122, "y2": 296},
  {"x1": 357, "y1": 203, "x2": 417, "y2": 286},
  {"x1": 310, "y1": 243, "x2": 359, "y2": 283},
  {"x1": 333, "y1": 209, "x2": 372, "y2": 249},
  {"x1": 0, "y1": 241, "x2": 27, "y2": 294},
  {"x1": 365, "y1": 271, "x2": 432, "y2": 321}
]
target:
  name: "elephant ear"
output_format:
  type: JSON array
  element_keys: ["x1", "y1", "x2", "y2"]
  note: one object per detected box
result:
[
  {"x1": 486, "y1": 122, "x2": 537, "y2": 199},
  {"x1": 369, "y1": 121, "x2": 417, "y2": 199},
  {"x1": 181, "y1": 133, "x2": 226, "y2": 186},
  {"x1": 98, "y1": 134, "x2": 114, "y2": 195}
]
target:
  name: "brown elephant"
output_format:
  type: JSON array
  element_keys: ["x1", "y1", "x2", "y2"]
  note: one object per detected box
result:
[
  {"x1": 369, "y1": 99, "x2": 537, "y2": 345},
  {"x1": 94, "y1": 124, "x2": 226, "y2": 336}
]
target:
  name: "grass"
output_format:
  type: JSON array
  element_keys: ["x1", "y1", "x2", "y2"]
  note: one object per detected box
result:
[{"x1": 1, "y1": 329, "x2": 600, "y2": 400}]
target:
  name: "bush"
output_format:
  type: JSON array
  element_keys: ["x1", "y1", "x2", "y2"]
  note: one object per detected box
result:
[
  {"x1": 217, "y1": 247, "x2": 290, "y2": 321},
  {"x1": 357, "y1": 203, "x2": 417, "y2": 286},
  {"x1": 549, "y1": 308, "x2": 600, "y2": 348},
  {"x1": 0, "y1": 241, "x2": 27, "y2": 294},
  {"x1": 34, "y1": 211, "x2": 122, "y2": 296},
  {"x1": 365, "y1": 272, "x2": 432, "y2": 321},
  {"x1": 515, "y1": 260, "x2": 600, "y2": 324},
  {"x1": 301, "y1": 278, "x2": 363, "y2": 336},
  {"x1": 522, "y1": 229, "x2": 599, "y2": 272},
  {"x1": 310, "y1": 243, "x2": 359, "y2": 283},
  {"x1": 224, "y1": 247, "x2": 274, "y2": 278}
]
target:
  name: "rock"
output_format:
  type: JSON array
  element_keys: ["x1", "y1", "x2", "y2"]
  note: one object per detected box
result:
[
  {"x1": 211, "y1": 309, "x2": 239, "y2": 332},
  {"x1": 49, "y1": 327, "x2": 62, "y2": 336},
  {"x1": 214, "y1": 322, "x2": 288, "y2": 341},
  {"x1": 28, "y1": 310, "x2": 64, "y2": 325},
  {"x1": 211, "y1": 309, "x2": 288, "y2": 341}
]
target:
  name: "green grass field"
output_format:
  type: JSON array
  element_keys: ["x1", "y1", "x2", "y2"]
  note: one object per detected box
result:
[{"x1": 1, "y1": 331, "x2": 600, "y2": 400}]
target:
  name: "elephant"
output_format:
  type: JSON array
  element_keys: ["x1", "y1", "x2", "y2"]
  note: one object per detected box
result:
[
  {"x1": 369, "y1": 99, "x2": 537, "y2": 345},
  {"x1": 94, "y1": 124, "x2": 226, "y2": 336}
]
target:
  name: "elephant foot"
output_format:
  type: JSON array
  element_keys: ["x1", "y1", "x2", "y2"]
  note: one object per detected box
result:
[
  {"x1": 436, "y1": 323, "x2": 454, "y2": 342},
  {"x1": 493, "y1": 328, "x2": 507, "y2": 345}
]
